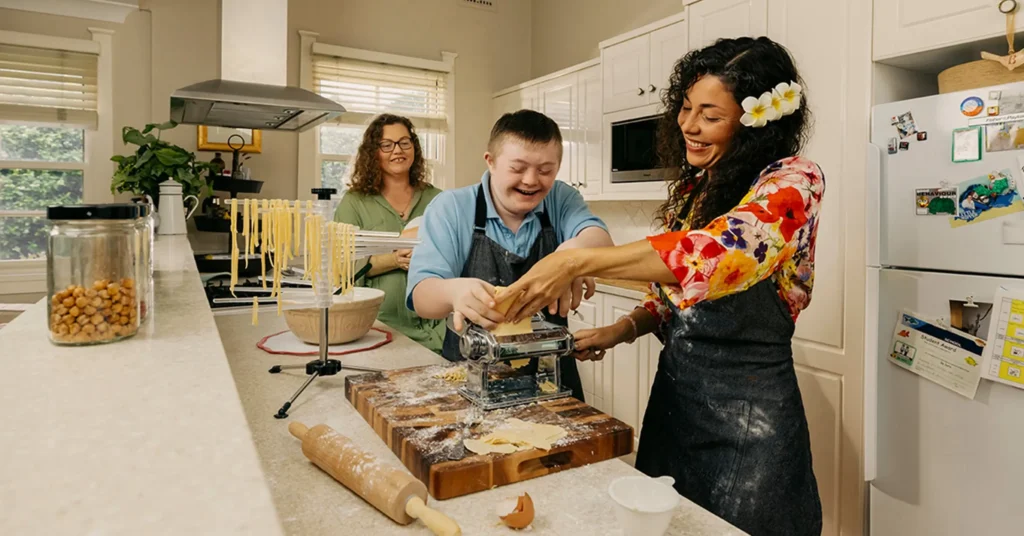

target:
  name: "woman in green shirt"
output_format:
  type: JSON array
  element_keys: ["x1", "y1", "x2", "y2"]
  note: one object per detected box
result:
[{"x1": 334, "y1": 114, "x2": 445, "y2": 352}]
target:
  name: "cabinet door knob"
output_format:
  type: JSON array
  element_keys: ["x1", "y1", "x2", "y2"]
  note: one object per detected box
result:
[
  {"x1": 637, "y1": 87, "x2": 645, "y2": 96},
  {"x1": 649, "y1": 84, "x2": 657, "y2": 92}
]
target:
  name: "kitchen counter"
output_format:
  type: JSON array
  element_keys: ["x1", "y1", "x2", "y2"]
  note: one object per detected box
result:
[
  {"x1": 218, "y1": 312, "x2": 745, "y2": 535},
  {"x1": 0, "y1": 236, "x2": 283, "y2": 536},
  {"x1": 595, "y1": 278, "x2": 650, "y2": 300},
  {"x1": 0, "y1": 234, "x2": 742, "y2": 536}
]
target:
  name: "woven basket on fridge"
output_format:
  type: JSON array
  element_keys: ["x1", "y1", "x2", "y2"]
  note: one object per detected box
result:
[{"x1": 938, "y1": 60, "x2": 1024, "y2": 94}]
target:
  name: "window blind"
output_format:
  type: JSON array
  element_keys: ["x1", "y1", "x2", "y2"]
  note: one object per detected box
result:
[
  {"x1": 0, "y1": 43, "x2": 98, "y2": 129},
  {"x1": 313, "y1": 55, "x2": 448, "y2": 132}
]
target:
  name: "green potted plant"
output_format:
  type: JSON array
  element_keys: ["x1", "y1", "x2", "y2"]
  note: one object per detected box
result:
[{"x1": 110, "y1": 121, "x2": 215, "y2": 208}]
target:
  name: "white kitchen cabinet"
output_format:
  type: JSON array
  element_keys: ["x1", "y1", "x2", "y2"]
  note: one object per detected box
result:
[
  {"x1": 648, "y1": 20, "x2": 689, "y2": 99},
  {"x1": 873, "y1": 0, "x2": 1024, "y2": 60},
  {"x1": 688, "y1": 0, "x2": 768, "y2": 50},
  {"x1": 568, "y1": 295, "x2": 602, "y2": 410},
  {"x1": 574, "y1": 64, "x2": 603, "y2": 197},
  {"x1": 600, "y1": 18, "x2": 689, "y2": 115},
  {"x1": 492, "y1": 86, "x2": 540, "y2": 123},
  {"x1": 602, "y1": 34, "x2": 651, "y2": 114},
  {"x1": 493, "y1": 60, "x2": 602, "y2": 198},
  {"x1": 600, "y1": 294, "x2": 644, "y2": 432},
  {"x1": 572, "y1": 290, "x2": 661, "y2": 442},
  {"x1": 538, "y1": 74, "x2": 576, "y2": 186}
]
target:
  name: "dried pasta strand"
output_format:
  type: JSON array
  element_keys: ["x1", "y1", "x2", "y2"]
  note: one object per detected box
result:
[
  {"x1": 261, "y1": 200, "x2": 269, "y2": 289},
  {"x1": 293, "y1": 200, "x2": 301, "y2": 256},
  {"x1": 252, "y1": 296, "x2": 259, "y2": 325},
  {"x1": 229, "y1": 199, "x2": 238, "y2": 295},
  {"x1": 303, "y1": 212, "x2": 309, "y2": 279},
  {"x1": 242, "y1": 199, "x2": 250, "y2": 268}
]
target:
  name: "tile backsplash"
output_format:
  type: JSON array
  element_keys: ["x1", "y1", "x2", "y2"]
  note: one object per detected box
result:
[{"x1": 587, "y1": 201, "x2": 664, "y2": 245}]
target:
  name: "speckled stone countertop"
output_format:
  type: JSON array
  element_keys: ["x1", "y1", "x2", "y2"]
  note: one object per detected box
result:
[
  {"x1": 0, "y1": 236, "x2": 283, "y2": 536},
  {"x1": 218, "y1": 311, "x2": 745, "y2": 536}
]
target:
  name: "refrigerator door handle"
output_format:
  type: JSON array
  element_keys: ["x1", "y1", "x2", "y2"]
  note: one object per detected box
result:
[
  {"x1": 864, "y1": 266, "x2": 880, "y2": 483},
  {"x1": 866, "y1": 143, "x2": 882, "y2": 268}
]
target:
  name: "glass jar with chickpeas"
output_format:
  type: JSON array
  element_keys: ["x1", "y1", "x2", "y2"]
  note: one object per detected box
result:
[{"x1": 46, "y1": 204, "x2": 142, "y2": 346}]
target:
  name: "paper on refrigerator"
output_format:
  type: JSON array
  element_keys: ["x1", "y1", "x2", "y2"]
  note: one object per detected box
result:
[
  {"x1": 981, "y1": 287, "x2": 1024, "y2": 390},
  {"x1": 889, "y1": 310, "x2": 985, "y2": 399}
]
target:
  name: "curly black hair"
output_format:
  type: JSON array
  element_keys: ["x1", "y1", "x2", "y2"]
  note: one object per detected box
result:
[
  {"x1": 656, "y1": 36, "x2": 812, "y2": 230},
  {"x1": 347, "y1": 114, "x2": 428, "y2": 196}
]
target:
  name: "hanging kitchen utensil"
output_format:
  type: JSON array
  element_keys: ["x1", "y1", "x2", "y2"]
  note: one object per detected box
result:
[{"x1": 228, "y1": 134, "x2": 245, "y2": 179}]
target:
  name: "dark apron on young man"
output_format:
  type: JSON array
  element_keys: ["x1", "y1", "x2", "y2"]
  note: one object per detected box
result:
[
  {"x1": 440, "y1": 185, "x2": 585, "y2": 402},
  {"x1": 634, "y1": 277, "x2": 822, "y2": 536}
]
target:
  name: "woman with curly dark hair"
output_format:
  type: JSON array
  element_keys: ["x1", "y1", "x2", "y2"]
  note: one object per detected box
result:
[
  {"x1": 499, "y1": 37, "x2": 824, "y2": 535},
  {"x1": 334, "y1": 113, "x2": 445, "y2": 352}
]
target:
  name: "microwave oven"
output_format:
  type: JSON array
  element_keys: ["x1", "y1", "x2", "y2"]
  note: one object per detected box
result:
[{"x1": 610, "y1": 114, "x2": 665, "y2": 183}]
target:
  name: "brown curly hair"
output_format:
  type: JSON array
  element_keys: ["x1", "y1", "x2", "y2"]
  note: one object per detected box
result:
[
  {"x1": 656, "y1": 37, "x2": 811, "y2": 230},
  {"x1": 347, "y1": 114, "x2": 428, "y2": 195}
]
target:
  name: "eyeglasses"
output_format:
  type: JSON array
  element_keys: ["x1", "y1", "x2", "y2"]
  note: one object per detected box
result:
[{"x1": 379, "y1": 137, "x2": 414, "y2": 153}]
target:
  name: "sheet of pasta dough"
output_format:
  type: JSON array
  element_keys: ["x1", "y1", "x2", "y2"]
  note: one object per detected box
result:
[
  {"x1": 491, "y1": 286, "x2": 533, "y2": 336},
  {"x1": 464, "y1": 418, "x2": 568, "y2": 455}
]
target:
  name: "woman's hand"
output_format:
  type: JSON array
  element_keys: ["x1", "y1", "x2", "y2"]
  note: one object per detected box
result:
[
  {"x1": 573, "y1": 322, "x2": 631, "y2": 361},
  {"x1": 395, "y1": 249, "x2": 412, "y2": 271},
  {"x1": 502, "y1": 250, "x2": 583, "y2": 323},
  {"x1": 449, "y1": 278, "x2": 503, "y2": 331}
]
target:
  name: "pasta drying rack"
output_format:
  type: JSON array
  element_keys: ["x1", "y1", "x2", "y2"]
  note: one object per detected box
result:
[{"x1": 219, "y1": 187, "x2": 420, "y2": 419}]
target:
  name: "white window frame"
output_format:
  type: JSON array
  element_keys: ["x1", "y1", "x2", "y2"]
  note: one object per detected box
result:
[
  {"x1": 296, "y1": 30, "x2": 457, "y2": 199},
  {"x1": 0, "y1": 28, "x2": 114, "y2": 294}
]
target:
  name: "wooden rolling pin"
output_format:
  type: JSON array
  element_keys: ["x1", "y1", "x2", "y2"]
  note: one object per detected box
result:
[{"x1": 289, "y1": 422, "x2": 461, "y2": 536}]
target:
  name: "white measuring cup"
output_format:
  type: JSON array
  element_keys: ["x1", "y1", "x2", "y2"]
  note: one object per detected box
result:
[{"x1": 608, "y1": 475, "x2": 681, "y2": 536}]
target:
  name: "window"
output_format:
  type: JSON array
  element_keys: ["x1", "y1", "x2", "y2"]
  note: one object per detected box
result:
[
  {"x1": 299, "y1": 40, "x2": 455, "y2": 196},
  {"x1": 0, "y1": 125, "x2": 85, "y2": 260},
  {"x1": 0, "y1": 29, "x2": 111, "y2": 292}
]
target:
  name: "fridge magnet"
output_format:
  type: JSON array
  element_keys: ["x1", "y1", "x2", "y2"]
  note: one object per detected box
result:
[
  {"x1": 899, "y1": 141, "x2": 910, "y2": 151},
  {"x1": 981, "y1": 287, "x2": 1024, "y2": 390},
  {"x1": 887, "y1": 137, "x2": 898, "y2": 155},
  {"x1": 950, "y1": 169, "x2": 1024, "y2": 228},
  {"x1": 997, "y1": 93, "x2": 1024, "y2": 115},
  {"x1": 989, "y1": 90, "x2": 1002, "y2": 101},
  {"x1": 989, "y1": 105, "x2": 1001, "y2": 116},
  {"x1": 949, "y1": 299, "x2": 994, "y2": 337},
  {"x1": 917, "y1": 131, "x2": 928, "y2": 141},
  {"x1": 892, "y1": 111, "x2": 918, "y2": 139},
  {"x1": 985, "y1": 120, "x2": 1024, "y2": 152},
  {"x1": 952, "y1": 127, "x2": 982, "y2": 163},
  {"x1": 889, "y1": 310, "x2": 984, "y2": 399},
  {"x1": 961, "y1": 96, "x2": 985, "y2": 117},
  {"x1": 915, "y1": 188, "x2": 957, "y2": 215}
]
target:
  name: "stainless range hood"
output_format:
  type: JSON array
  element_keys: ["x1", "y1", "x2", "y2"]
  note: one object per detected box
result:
[
  {"x1": 168, "y1": 0, "x2": 344, "y2": 132},
  {"x1": 170, "y1": 80, "x2": 343, "y2": 132}
]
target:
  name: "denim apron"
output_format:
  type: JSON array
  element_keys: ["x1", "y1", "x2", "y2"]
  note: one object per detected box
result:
[
  {"x1": 440, "y1": 185, "x2": 585, "y2": 402},
  {"x1": 634, "y1": 276, "x2": 822, "y2": 535}
]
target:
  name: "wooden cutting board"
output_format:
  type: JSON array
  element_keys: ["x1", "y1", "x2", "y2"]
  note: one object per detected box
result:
[{"x1": 344, "y1": 364, "x2": 634, "y2": 500}]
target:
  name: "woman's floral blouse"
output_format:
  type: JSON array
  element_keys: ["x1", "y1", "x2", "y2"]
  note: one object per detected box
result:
[{"x1": 641, "y1": 156, "x2": 824, "y2": 326}]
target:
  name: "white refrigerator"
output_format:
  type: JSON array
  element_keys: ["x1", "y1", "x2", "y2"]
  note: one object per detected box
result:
[{"x1": 867, "y1": 82, "x2": 1024, "y2": 535}]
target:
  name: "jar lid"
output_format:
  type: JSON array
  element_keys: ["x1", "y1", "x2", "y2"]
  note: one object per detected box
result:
[{"x1": 47, "y1": 204, "x2": 140, "y2": 220}]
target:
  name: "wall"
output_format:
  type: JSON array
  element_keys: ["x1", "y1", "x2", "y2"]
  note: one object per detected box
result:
[
  {"x1": 588, "y1": 201, "x2": 662, "y2": 245},
  {"x1": 530, "y1": 0, "x2": 682, "y2": 77},
  {"x1": 3, "y1": 0, "x2": 534, "y2": 202},
  {"x1": 0, "y1": 5, "x2": 152, "y2": 178},
  {"x1": 285, "y1": 0, "x2": 533, "y2": 191}
]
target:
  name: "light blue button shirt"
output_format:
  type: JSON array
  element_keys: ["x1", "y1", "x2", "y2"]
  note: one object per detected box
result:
[{"x1": 406, "y1": 171, "x2": 608, "y2": 311}]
